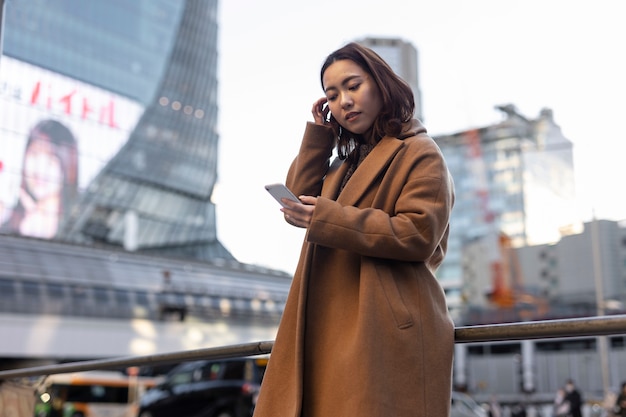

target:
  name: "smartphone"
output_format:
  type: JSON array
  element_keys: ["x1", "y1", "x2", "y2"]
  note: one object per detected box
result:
[
  {"x1": 265, "y1": 183, "x2": 301, "y2": 207},
  {"x1": 322, "y1": 102, "x2": 332, "y2": 123}
]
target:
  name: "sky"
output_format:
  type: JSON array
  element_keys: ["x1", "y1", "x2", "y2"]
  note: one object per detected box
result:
[{"x1": 212, "y1": 0, "x2": 626, "y2": 274}]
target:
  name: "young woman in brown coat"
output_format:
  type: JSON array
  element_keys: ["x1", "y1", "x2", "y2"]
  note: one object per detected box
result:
[{"x1": 254, "y1": 42, "x2": 455, "y2": 417}]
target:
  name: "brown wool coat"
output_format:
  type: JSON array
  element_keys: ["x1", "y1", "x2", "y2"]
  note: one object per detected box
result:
[{"x1": 253, "y1": 120, "x2": 455, "y2": 417}]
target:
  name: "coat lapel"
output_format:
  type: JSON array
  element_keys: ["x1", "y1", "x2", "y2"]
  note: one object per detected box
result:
[
  {"x1": 335, "y1": 137, "x2": 405, "y2": 206},
  {"x1": 321, "y1": 119, "x2": 424, "y2": 207}
]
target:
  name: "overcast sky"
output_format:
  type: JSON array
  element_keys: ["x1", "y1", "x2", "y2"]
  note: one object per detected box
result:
[{"x1": 213, "y1": 0, "x2": 626, "y2": 274}]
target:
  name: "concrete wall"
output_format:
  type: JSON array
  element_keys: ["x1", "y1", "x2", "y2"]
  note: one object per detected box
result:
[{"x1": 0, "y1": 313, "x2": 278, "y2": 360}]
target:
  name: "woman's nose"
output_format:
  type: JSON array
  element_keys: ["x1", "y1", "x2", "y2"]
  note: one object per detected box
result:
[{"x1": 340, "y1": 93, "x2": 353, "y2": 109}]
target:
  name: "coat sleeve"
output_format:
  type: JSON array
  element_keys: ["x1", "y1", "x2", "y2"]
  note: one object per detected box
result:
[
  {"x1": 285, "y1": 122, "x2": 336, "y2": 197},
  {"x1": 305, "y1": 139, "x2": 454, "y2": 263}
]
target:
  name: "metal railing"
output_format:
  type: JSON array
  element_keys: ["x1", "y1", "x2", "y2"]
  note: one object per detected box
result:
[{"x1": 1, "y1": 314, "x2": 625, "y2": 380}]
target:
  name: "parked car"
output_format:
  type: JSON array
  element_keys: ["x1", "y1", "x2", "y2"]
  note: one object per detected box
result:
[
  {"x1": 137, "y1": 357, "x2": 267, "y2": 417},
  {"x1": 451, "y1": 391, "x2": 489, "y2": 417}
]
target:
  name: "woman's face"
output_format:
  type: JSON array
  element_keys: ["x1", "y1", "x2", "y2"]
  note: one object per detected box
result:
[
  {"x1": 322, "y1": 59, "x2": 382, "y2": 135},
  {"x1": 24, "y1": 136, "x2": 63, "y2": 199}
]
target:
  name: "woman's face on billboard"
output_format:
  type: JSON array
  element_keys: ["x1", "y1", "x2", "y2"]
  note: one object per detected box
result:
[{"x1": 24, "y1": 136, "x2": 63, "y2": 200}]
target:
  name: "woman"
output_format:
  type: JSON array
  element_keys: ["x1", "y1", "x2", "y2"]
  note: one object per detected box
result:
[
  {"x1": 1, "y1": 119, "x2": 78, "y2": 238},
  {"x1": 254, "y1": 43, "x2": 455, "y2": 417}
]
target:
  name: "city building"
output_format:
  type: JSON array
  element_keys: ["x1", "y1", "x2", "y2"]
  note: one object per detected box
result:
[
  {"x1": 433, "y1": 105, "x2": 578, "y2": 322},
  {"x1": 458, "y1": 189, "x2": 626, "y2": 325},
  {"x1": 516, "y1": 219, "x2": 626, "y2": 310},
  {"x1": 0, "y1": 0, "x2": 290, "y2": 367},
  {"x1": 456, "y1": 219, "x2": 626, "y2": 400},
  {"x1": 1, "y1": 0, "x2": 231, "y2": 261},
  {"x1": 356, "y1": 37, "x2": 423, "y2": 122}
]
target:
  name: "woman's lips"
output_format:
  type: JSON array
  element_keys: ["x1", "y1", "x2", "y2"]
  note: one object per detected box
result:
[{"x1": 345, "y1": 112, "x2": 360, "y2": 122}]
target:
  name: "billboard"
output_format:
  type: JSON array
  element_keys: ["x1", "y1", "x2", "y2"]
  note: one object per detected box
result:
[{"x1": 0, "y1": 56, "x2": 144, "y2": 239}]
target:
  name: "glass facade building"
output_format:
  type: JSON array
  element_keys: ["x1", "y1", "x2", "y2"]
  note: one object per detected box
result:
[
  {"x1": 0, "y1": 1, "x2": 291, "y2": 362},
  {"x1": 433, "y1": 105, "x2": 577, "y2": 322},
  {"x1": 0, "y1": 0, "x2": 232, "y2": 261}
]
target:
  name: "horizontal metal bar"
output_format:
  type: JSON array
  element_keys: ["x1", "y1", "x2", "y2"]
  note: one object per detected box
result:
[
  {"x1": 455, "y1": 314, "x2": 626, "y2": 343},
  {"x1": 0, "y1": 341, "x2": 274, "y2": 380},
  {"x1": 1, "y1": 315, "x2": 626, "y2": 380}
]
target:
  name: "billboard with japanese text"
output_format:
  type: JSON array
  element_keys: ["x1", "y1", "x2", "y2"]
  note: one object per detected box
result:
[{"x1": 0, "y1": 56, "x2": 144, "y2": 238}]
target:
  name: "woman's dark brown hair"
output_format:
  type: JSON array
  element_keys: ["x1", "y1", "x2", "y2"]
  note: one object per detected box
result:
[{"x1": 320, "y1": 42, "x2": 415, "y2": 160}]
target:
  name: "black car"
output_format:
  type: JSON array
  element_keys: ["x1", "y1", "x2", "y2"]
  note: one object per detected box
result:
[{"x1": 137, "y1": 357, "x2": 267, "y2": 417}]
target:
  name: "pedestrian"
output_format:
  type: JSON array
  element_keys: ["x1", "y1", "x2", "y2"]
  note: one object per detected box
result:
[
  {"x1": 564, "y1": 379, "x2": 583, "y2": 417},
  {"x1": 553, "y1": 388, "x2": 570, "y2": 417},
  {"x1": 488, "y1": 394, "x2": 503, "y2": 417},
  {"x1": 614, "y1": 382, "x2": 626, "y2": 417},
  {"x1": 253, "y1": 42, "x2": 455, "y2": 417},
  {"x1": 511, "y1": 403, "x2": 527, "y2": 417}
]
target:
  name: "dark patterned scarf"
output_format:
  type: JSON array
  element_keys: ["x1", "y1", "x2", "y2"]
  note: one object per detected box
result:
[{"x1": 339, "y1": 143, "x2": 375, "y2": 192}]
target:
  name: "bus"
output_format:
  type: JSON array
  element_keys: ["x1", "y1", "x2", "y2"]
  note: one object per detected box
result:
[{"x1": 35, "y1": 370, "x2": 159, "y2": 417}]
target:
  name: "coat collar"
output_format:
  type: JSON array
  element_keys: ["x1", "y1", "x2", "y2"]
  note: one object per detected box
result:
[{"x1": 323, "y1": 119, "x2": 426, "y2": 206}]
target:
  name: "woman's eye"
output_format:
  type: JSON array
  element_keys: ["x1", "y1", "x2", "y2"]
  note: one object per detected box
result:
[
  {"x1": 326, "y1": 95, "x2": 337, "y2": 102},
  {"x1": 348, "y1": 83, "x2": 360, "y2": 91}
]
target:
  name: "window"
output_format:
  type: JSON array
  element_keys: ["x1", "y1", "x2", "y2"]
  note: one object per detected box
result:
[
  {"x1": 22, "y1": 281, "x2": 41, "y2": 297},
  {"x1": 93, "y1": 287, "x2": 111, "y2": 303},
  {"x1": 222, "y1": 361, "x2": 245, "y2": 380},
  {"x1": 0, "y1": 278, "x2": 16, "y2": 297},
  {"x1": 60, "y1": 383, "x2": 129, "y2": 403},
  {"x1": 135, "y1": 291, "x2": 151, "y2": 306},
  {"x1": 114, "y1": 289, "x2": 130, "y2": 305},
  {"x1": 45, "y1": 283, "x2": 65, "y2": 298}
]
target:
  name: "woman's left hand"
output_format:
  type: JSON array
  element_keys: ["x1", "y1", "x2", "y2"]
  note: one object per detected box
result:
[{"x1": 281, "y1": 195, "x2": 317, "y2": 228}]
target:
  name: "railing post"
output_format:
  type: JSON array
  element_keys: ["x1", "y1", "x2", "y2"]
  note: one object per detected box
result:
[{"x1": 592, "y1": 217, "x2": 611, "y2": 395}]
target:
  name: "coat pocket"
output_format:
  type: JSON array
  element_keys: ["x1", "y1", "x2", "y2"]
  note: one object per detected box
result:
[{"x1": 374, "y1": 263, "x2": 414, "y2": 329}]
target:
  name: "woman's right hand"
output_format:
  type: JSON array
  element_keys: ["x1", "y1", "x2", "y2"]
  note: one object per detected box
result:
[
  {"x1": 311, "y1": 97, "x2": 339, "y2": 138},
  {"x1": 311, "y1": 97, "x2": 329, "y2": 126}
]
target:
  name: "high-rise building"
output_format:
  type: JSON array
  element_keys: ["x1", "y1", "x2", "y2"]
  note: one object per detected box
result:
[
  {"x1": 0, "y1": 0, "x2": 232, "y2": 261},
  {"x1": 433, "y1": 104, "x2": 577, "y2": 322},
  {"x1": 356, "y1": 37, "x2": 423, "y2": 122},
  {"x1": 0, "y1": 1, "x2": 290, "y2": 364}
]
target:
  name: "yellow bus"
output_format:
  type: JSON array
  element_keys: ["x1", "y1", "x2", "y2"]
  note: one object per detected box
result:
[{"x1": 35, "y1": 370, "x2": 159, "y2": 417}]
